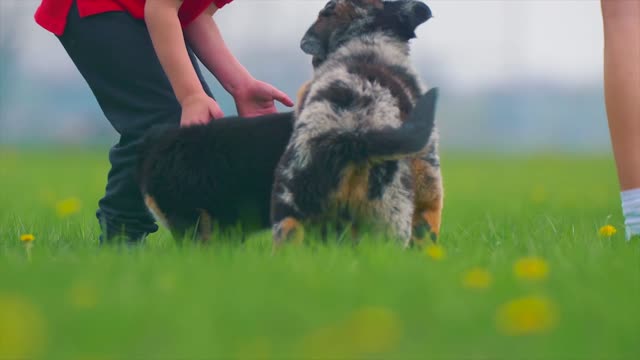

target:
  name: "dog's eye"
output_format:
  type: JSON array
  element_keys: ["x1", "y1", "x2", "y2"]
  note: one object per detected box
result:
[{"x1": 320, "y1": 1, "x2": 337, "y2": 17}]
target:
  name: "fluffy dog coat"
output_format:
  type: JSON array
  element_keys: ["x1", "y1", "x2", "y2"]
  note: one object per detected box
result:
[{"x1": 270, "y1": 0, "x2": 443, "y2": 247}]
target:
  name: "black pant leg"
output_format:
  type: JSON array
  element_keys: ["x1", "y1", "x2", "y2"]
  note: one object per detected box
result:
[{"x1": 57, "y1": 1, "x2": 215, "y2": 242}]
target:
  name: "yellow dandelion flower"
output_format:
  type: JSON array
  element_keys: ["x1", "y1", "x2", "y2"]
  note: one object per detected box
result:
[
  {"x1": 598, "y1": 225, "x2": 617, "y2": 237},
  {"x1": 0, "y1": 293, "x2": 47, "y2": 359},
  {"x1": 496, "y1": 296, "x2": 557, "y2": 336},
  {"x1": 20, "y1": 234, "x2": 35, "y2": 262},
  {"x1": 298, "y1": 306, "x2": 402, "y2": 358},
  {"x1": 55, "y1": 197, "x2": 82, "y2": 218},
  {"x1": 424, "y1": 244, "x2": 445, "y2": 261},
  {"x1": 343, "y1": 307, "x2": 402, "y2": 354},
  {"x1": 20, "y1": 234, "x2": 35, "y2": 243},
  {"x1": 462, "y1": 267, "x2": 492, "y2": 290},
  {"x1": 513, "y1": 256, "x2": 549, "y2": 281}
]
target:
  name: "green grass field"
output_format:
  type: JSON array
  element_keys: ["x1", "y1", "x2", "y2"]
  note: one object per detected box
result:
[{"x1": 1, "y1": 147, "x2": 639, "y2": 360}]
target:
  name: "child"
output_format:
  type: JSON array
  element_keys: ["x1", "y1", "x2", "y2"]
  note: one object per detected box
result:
[{"x1": 34, "y1": 0, "x2": 294, "y2": 243}]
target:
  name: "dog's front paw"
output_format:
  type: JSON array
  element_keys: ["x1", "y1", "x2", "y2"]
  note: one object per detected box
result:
[
  {"x1": 272, "y1": 217, "x2": 305, "y2": 249},
  {"x1": 412, "y1": 210, "x2": 439, "y2": 247}
]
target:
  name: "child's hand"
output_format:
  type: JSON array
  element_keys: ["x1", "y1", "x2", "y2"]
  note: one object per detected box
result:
[
  {"x1": 180, "y1": 93, "x2": 224, "y2": 127},
  {"x1": 233, "y1": 79, "x2": 294, "y2": 118}
]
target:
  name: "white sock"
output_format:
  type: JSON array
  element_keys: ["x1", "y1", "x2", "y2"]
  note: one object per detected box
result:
[{"x1": 621, "y1": 188, "x2": 640, "y2": 240}]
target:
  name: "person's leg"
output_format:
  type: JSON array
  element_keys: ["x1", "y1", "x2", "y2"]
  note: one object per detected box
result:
[
  {"x1": 600, "y1": 0, "x2": 640, "y2": 240},
  {"x1": 58, "y1": 1, "x2": 214, "y2": 244}
]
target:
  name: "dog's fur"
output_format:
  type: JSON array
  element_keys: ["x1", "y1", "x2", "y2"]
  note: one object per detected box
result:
[
  {"x1": 270, "y1": 0, "x2": 443, "y2": 248},
  {"x1": 137, "y1": 112, "x2": 294, "y2": 241},
  {"x1": 137, "y1": 0, "x2": 444, "y2": 246}
]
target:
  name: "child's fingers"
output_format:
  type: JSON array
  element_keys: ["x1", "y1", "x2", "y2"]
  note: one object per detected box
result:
[
  {"x1": 271, "y1": 87, "x2": 294, "y2": 107},
  {"x1": 209, "y1": 102, "x2": 225, "y2": 120}
]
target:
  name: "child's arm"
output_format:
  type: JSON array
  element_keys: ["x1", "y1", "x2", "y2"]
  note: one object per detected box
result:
[
  {"x1": 183, "y1": 2, "x2": 294, "y2": 117},
  {"x1": 145, "y1": 0, "x2": 224, "y2": 126}
]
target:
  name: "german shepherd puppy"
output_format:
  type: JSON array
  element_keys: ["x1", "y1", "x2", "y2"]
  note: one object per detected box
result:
[
  {"x1": 137, "y1": 112, "x2": 294, "y2": 241},
  {"x1": 270, "y1": 0, "x2": 443, "y2": 248}
]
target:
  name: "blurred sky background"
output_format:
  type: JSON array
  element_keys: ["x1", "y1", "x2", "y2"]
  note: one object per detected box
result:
[{"x1": 0, "y1": 0, "x2": 611, "y2": 152}]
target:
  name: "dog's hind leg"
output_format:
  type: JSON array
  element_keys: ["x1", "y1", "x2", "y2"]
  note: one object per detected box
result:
[
  {"x1": 270, "y1": 184, "x2": 305, "y2": 250},
  {"x1": 144, "y1": 194, "x2": 170, "y2": 230},
  {"x1": 412, "y1": 198, "x2": 443, "y2": 245},
  {"x1": 152, "y1": 208, "x2": 213, "y2": 245},
  {"x1": 374, "y1": 163, "x2": 415, "y2": 247},
  {"x1": 145, "y1": 194, "x2": 190, "y2": 243},
  {"x1": 411, "y1": 157, "x2": 444, "y2": 247},
  {"x1": 163, "y1": 212, "x2": 201, "y2": 245},
  {"x1": 272, "y1": 217, "x2": 305, "y2": 252}
]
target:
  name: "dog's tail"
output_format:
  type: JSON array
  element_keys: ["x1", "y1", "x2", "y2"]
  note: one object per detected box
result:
[
  {"x1": 310, "y1": 87, "x2": 439, "y2": 165},
  {"x1": 364, "y1": 87, "x2": 439, "y2": 159}
]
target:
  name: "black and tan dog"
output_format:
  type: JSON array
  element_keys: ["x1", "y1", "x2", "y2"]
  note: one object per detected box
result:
[
  {"x1": 270, "y1": 0, "x2": 443, "y2": 248},
  {"x1": 137, "y1": 112, "x2": 294, "y2": 242}
]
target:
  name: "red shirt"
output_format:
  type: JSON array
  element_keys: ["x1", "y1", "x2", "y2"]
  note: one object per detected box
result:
[{"x1": 35, "y1": 0, "x2": 234, "y2": 36}]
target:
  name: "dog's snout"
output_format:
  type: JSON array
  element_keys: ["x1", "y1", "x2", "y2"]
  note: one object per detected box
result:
[
  {"x1": 301, "y1": 38, "x2": 316, "y2": 54},
  {"x1": 403, "y1": 0, "x2": 432, "y2": 28}
]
